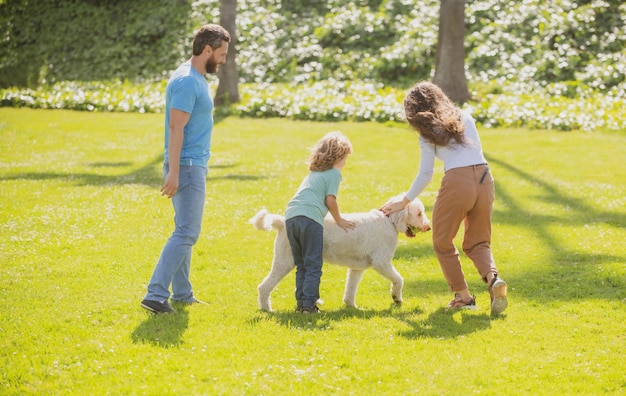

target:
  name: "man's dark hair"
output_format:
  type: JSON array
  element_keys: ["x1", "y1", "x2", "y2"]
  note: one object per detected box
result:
[{"x1": 192, "y1": 24, "x2": 231, "y2": 55}]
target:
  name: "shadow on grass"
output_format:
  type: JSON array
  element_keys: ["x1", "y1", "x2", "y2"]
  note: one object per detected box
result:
[
  {"x1": 0, "y1": 154, "x2": 266, "y2": 187},
  {"x1": 399, "y1": 154, "x2": 626, "y2": 305},
  {"x1": 207, "y1": 173, "x2": 265, "y2": 182},
  {"x1": 489, "y1": 155, "x2": 626, "y2": 229},
  {"x1": 131, "y1": 307, "x2": 189, "y2": 348},
  {"x1": 393, "y1": 243, "x2": 435, "y2": 262},
  {"x1": 251, "y1": 304, "x2": 492, "y2": 339},
  {"x1": 487, "y1": 155, "x2": 626, "y2": 303},
  {"x1": 249, "y1": 304, "x2": 410, "y2": 330},
  {"x1": 396, "y1": 307, "x2": 493, "y2": 339}
]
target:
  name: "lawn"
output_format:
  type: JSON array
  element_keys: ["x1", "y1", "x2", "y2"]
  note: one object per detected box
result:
[{"x1": 1, "y1": 107, "x2": 625, "y2": 395}]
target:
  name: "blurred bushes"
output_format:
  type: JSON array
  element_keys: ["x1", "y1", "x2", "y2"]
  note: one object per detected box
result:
[
  {"x1": 0, "y1": 0, "x2": 194, "y2": 88},
  {"x1": 1, "y1": 0, "x2": 624, "y2": 92}
]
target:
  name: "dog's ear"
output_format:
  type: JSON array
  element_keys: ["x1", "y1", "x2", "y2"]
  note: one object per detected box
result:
[{"x1": 388, "y1": 206, "x2": 408, "y2": 233}]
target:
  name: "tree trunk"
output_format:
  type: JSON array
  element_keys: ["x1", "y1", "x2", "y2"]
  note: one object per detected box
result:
[
  {"x1": 215, "y1": 0, "x2": 239, "y2": 106},
  {"x1": 432, "y1": 0, "x2": 470, "y2": 104}
]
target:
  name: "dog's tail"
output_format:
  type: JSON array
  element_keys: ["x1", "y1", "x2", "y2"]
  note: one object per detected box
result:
[{"x1": 249, "y1": 209, "x2": 285, "y2": 232}]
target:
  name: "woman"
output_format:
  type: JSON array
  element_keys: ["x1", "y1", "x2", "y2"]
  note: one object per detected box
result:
[{"x1": 381, "y1": 81, "x2": 508, "y2": 315}]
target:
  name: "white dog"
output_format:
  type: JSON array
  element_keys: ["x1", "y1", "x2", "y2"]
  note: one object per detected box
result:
[{"x1": 250, "y1": 196, "x2": 430, "y2": 311}]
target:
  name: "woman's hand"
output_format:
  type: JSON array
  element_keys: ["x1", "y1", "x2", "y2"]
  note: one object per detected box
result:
[{"x1": 380, "y1": 197, "x2": 410, "y2": 215}]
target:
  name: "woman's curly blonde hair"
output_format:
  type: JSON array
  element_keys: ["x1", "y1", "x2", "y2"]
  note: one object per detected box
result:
[
  {"x1": 404, "y1": 81, "x2": 466, "y2": 146},
  {"x1": 308, "y1": 131, "x2": 353, "y2": 171}
]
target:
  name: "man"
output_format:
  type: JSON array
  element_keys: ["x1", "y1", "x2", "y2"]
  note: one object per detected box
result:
[{"x1": 141, "y1": 24, "x2": 231, "y2": 314}]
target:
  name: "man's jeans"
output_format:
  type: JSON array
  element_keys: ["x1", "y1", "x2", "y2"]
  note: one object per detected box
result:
[
  {"x1": 144, "y1": 164, "x2": 207, "y2": 303},
  {"x1": 285, "y1": 216, "x2": 324, "y2": 308}
]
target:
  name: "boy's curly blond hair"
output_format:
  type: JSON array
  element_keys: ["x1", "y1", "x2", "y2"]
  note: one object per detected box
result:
[{"x1": 308, "y1": 131, "x2": 353, "y2": 172}]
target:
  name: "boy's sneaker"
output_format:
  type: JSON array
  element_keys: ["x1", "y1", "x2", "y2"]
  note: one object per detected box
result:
[
  {"x1": 446, "y1": 294, "x2": 477, "y2": 310},
  {"x1": 141, "y1": 299, "x2": 176, "y2": 314},
  {"x1": 301, "y1": 305, "x2": 321, "y2": 314},
  {"x1": 489, "y1": 275, "x2": 508, "y2": 315}
]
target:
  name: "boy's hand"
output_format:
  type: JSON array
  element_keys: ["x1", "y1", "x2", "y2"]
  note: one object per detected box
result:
[{"x1": 337, "y1": 218, "x2": 356, "y2": 232}]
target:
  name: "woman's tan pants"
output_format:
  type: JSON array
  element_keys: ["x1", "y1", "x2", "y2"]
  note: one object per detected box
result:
[{"x1": 432, "y1": 164, "x2": 497, "y2": 292}]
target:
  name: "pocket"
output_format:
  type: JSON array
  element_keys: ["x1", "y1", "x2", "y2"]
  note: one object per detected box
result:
[{"x1": 484, "y1": 175, "x2": 495, "y2": 202}]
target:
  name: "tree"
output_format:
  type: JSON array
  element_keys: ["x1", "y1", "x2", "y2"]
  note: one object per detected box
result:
[
  {"x1": 215, "y1": 0, "x2": 240, "y2": 106},
  {"x1": 432, "y1": 0, "x2": 470, "y2": 104}
]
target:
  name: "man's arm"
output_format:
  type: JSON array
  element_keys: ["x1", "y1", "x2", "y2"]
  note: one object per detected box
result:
[{"x1": 161, "y1": 108, "x2": 190, "y2": 198}]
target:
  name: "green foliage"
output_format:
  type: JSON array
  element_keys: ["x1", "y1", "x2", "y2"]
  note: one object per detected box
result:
[
  {"x1": 1, "y1": 108, "x2": 625, "y2": 394},
  {"x1": 0, "y1": 0, "x2": 195, "y2": 87},
  {"x1": 231, "y1": 0, "x2": 626, "y2": 91},
  {"x1": 1, "y1": 0, "x2": 624, "y2": 131},
  {"x1": 0, "y1": 80, "x2": 166, "y2": 112},
  {"x1": 1, "y1": 0, "x2": 624, "y2": 92},
  {"x1": 2, "y1": 79, "x2": 624, "y2": 131},
  {"x1": 315, "y1": 5, "x2": 394, "y2": 51},
  {"x1": 464, "y1": 0, "x2": 626, "y2": 91}
]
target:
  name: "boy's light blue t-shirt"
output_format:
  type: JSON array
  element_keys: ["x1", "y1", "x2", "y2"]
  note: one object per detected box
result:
[
  {"x1": 285, "y1": 167, "x2": 342, "y2": 226},
  {"x1": 164, "y1": 61, "x2": 214, "y2": 167}
]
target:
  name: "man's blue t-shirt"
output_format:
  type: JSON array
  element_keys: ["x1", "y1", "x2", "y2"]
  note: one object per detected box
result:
[
  {"x1": 285, "y1": 167, "x2": 342, "y2": 226},
  {"x1": 164, "y1": 61, "x2": 213, "y2": 167}
]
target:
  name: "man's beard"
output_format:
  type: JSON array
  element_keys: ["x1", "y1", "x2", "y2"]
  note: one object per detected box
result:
[{"x1": 205, "y1": 58, "x2": 219, "y2": 74}]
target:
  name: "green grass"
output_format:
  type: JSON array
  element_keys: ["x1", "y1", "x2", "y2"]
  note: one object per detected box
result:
[{"x1": 1, "y1": 108, "x2": 625, "y2": 395}]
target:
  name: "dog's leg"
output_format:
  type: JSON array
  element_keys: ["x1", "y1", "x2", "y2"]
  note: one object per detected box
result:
[
  {"x1": 343, "y1": 268, "x2": 365, "y2": 308},
  {"x1": 372, "y1": 263, "x2": 404, "y2": 305},
  {"x1": 258, "y1": 258, "x2": 294, "y2": 312},
  {"x1": 258, "y1": 231, "x2": 295, "y2": 312}
]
